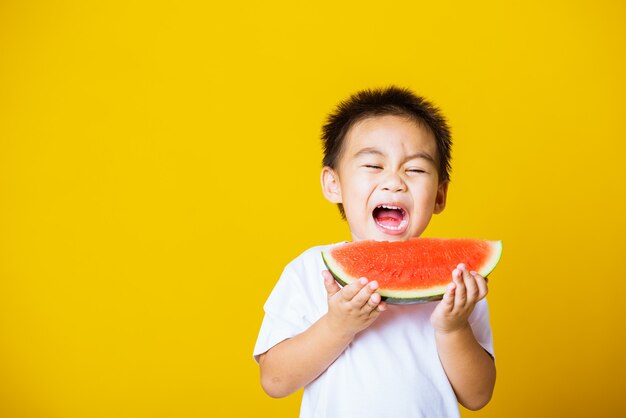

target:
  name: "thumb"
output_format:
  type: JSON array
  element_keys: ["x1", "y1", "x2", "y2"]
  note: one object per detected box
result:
[
  {"x1": 440, "y1": 282, "x2": 456, "y2": 308},
  {"x1": 322, "y1": 270, "x2": 341, "y2": 297}
]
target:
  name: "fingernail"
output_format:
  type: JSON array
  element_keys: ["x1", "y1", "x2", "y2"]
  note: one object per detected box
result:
[
  {"x1": 457, "y1": 263, "x2": 466, "y2": 270},
  {"x1": 369, "y1": 281, "x2": 378, "y2": 290},
  {"x1": 359, "y1": 277, "x2": 368, "y2": 285},
  {"x1": 470, "y1": 271, "x2": 477, "y2": 276}
]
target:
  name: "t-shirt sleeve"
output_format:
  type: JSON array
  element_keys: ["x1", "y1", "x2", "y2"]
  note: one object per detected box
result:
[
  {"x1": 253, "y1": 255, "x2": 325, "y2": 363},
  {"x1": 469, "y1": 298, "x2": 495, "y2": 359}
]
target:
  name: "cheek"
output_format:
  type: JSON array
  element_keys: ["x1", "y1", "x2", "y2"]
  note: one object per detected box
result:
[
  {"x1": 342, "y1": 181, "x2": 375, "y2": 219},
  {"x1": 346, "y1": 176, "x2": 372, "y2": 197},
  {"x1": 412, "y1": 184, "x2": 439, "y2": 207}
]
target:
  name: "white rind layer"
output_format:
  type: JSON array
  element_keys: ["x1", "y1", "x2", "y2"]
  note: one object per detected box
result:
[{"x1": 478, "y1": 240, "x2": 503, "y2": 278}]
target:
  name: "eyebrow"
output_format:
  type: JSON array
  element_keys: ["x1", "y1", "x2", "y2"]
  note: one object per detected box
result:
[
  {"x1": 353, "y1": 147, "x2": 436, "y2": 163},
  {"x1": 353, "y1": 147, "x2": 385, "y2": 158}
]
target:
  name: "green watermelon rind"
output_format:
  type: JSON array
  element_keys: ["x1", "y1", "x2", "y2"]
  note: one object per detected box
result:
[
  {"x1": 321, "y1": 240, "x2": 503, "y2": 305},
  {"x1": 477, "y1": 240, "x2": 503, "y2": 280}
]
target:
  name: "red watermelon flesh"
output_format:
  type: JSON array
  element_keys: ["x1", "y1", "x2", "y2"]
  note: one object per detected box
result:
[{"x1": 321, "y1": 238, "x2": 502, "y2": 304}]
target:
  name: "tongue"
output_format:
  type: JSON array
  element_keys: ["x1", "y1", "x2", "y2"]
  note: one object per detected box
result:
[{"x1": 375, "y1": 209, "x2": 403, "y2": 227}]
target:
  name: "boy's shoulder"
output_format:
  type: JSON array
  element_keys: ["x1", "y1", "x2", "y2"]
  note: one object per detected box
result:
[
  {"x1": 284, "y1": 242, "x2": 345, "y2": 271},
  {"x1": 264, "y1": 243, "x2": 342, "y2": 317}
]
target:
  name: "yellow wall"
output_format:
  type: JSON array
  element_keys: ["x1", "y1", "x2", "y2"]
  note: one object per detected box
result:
[{"x1": 1, "y1": 1, "x2": 624, "y2": 417}]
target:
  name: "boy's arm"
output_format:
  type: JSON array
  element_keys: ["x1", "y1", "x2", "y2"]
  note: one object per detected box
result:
[
  {"x1": 258, "y1": 272, "x2": 386, "y2": 398},
  {"x1": 431, "y1": 264, "x2": 496, "y2": 411}
]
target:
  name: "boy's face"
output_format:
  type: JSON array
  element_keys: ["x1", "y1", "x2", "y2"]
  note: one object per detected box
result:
[{"x1": 321, "y1": 114, "x2": 448, "y2": 242}]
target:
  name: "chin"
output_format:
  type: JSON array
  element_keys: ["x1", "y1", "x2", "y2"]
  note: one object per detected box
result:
[
  {"x1": 378, "y1": 234, "x2": 408, "y2": 242},
  {"x1": 368, "y1": 229, "x2": 414, "y2": 242}
]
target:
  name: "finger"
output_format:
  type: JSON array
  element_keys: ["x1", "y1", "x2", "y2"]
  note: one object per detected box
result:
[
  {"x1": 376, "y1": 299, "x2": 387, "y2": 312},
  {"x1": 463, "y1": 267, "x2": 479, "y2": 303},
  {"x1": 340, "y1": 277, "x2": 368, "y2": 301},
  {"x1": 453, "y1": 265, "x2": 467, "y2": 308},
  {"x1": 471, "y1": 271, "x2": 489, "y2": 300},
  {"x1": 440, "y1": 282, "x2": 456, "y2": 310},
  {"x1": 322, "y1": 270, "x2": 341, "y2": 297},
  {"x1": 352, "y1": 280, "x2": 378, "y2": 308},
  {"x1": 366, "y1": 291, "x2": 382, "y2": 312}
]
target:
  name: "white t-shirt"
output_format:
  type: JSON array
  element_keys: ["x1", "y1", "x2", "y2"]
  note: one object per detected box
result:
[{"x1": 254, "y1": 244, "x2": 494, "y2": 418}]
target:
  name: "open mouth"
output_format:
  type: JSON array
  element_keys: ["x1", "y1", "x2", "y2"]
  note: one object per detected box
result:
[{"x1": 372, "y1": 204, "x2": 409, "y2": 233}]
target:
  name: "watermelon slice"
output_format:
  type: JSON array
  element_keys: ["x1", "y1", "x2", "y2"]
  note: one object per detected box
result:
[{"x1": 322, "y1": 238, "x2": 502, "y2": 304}]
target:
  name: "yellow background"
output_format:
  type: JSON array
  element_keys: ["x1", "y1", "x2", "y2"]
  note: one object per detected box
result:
[{"x1": 1, "y1": 1, "x2": 624, "y2": 417}]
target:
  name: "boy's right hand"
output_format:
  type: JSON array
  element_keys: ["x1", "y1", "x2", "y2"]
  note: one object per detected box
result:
[{"x1": 322, "y1": 270, "x2": 387, "y2": 338}]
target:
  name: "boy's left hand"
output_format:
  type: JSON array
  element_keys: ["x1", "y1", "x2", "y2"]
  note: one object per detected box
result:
[{"x1": 430, "y1": 263, "x2": 488, "y2": 333}]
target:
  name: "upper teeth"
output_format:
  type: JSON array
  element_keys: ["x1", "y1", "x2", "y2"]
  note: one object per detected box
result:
[{"x1": 380, "y1": 205, "x2": 402, "y2": 211}]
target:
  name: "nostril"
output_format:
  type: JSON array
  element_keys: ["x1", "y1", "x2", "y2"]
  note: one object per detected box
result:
[
  {"x1": 380, "y1": 173, "x2": 407, "y2": 191},
  {"x1": 381, "y1": 184, "x2": 406, "y2": 192}
]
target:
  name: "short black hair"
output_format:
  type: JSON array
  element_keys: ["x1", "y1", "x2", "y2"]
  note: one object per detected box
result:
[{"x1": 321, "y1": 86, "x2": 452, "y2": 218}]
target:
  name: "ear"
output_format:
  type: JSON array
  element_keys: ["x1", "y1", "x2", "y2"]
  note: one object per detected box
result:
[
  {"x1": 320, "y1": 166, "x2": 342, "y2": 204},
  {"x1": 433, "y1": 180, "x2": 449, "y2": 214}
]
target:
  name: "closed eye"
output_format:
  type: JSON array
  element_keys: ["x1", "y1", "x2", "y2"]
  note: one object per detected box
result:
[
  {"x1": 407, "y1": 168, "x2": 426, "y2": 173},
  {"x1": 364, "y1": 165, "x2": 383, "y2": 170}
]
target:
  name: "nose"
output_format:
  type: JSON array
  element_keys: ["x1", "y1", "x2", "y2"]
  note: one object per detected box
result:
[{"x1": 380, "y1": 171, "x2": 407, "y2": 193}]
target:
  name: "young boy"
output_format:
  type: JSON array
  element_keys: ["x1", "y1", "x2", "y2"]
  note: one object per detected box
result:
[{"x1": 254, "y1": 86, "x2": 495, "y2": 417}]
